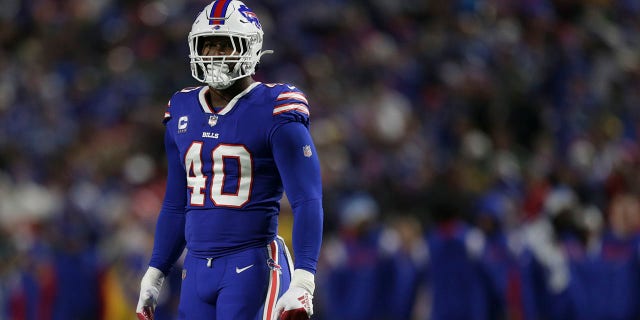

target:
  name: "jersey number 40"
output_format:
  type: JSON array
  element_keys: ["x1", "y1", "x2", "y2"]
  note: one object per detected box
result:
[{"x1": 185, "y1": 142, "x2": 252, "y2": 208}]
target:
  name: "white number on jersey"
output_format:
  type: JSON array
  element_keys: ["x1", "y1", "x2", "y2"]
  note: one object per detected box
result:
[
  {"x1": 185, "y1": 142, "x2": 206, "y2": 206},
  {"x1": 185, "y1": 143, "x2": 252, "y2": 207}
]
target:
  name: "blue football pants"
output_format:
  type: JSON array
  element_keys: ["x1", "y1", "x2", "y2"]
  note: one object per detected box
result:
[{"x1": 177, "y1": 237, "x2": 293, "y2": 320}]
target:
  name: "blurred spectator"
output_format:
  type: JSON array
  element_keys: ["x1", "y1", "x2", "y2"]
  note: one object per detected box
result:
[
  {"x1": 473, "y1": 191, "x2": 522, "y2": 320},
  {"x1": 518, "y1": 186, "x2": 582, "y2": 320},
  {"x1": 589, "y1": 193, "x2": 640, "y2": 319},
  {"x1": 379, "y1": 214, "x2": 428, "y2": 319},
  {"x1": 422, "y1": 178, "x2": 490, "y2": 320},
  {"x1": 316, "y1": 192, "x2": 391, "y2": 320}
]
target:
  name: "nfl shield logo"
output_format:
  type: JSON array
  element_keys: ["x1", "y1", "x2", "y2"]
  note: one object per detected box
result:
[
  {"x1": 303, "y1": 145, "x2": 312, "y2": 157},
  {"x1": 208, "y1": 115, "x2": 218, "y2": 127}
]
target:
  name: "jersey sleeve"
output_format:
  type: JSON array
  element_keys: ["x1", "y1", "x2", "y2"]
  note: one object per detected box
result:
[
  {"x1": 162, "y1": 90, "x2": 182, "y2": 125},
  {"x1": 148, "y1": 98, "x2": 187, "y2": 274},
  {"x1": 271, "y1": 86, "x2": 311, "y2": 128},
  {"x1": 270, "y1": 97, "x2": 323, "y2": 273}
]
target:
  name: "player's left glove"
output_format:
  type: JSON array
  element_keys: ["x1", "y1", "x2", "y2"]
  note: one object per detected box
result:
[
  {"x1": 273, "y1": 269, "x2": 315, "y2": 320},
  {"x1": 136, "y1": 266, "x2": 165, "y2": 320}
]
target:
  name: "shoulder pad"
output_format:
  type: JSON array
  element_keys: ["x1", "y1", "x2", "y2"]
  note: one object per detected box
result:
[
  {"x1": 163, "y1": 87, "x2": 201, "y2": 124},
  {"x1": 163, "y1": 98, "x2": 172, "y2": 124},
  {"x1": 264, "y1": 83, "x2": 310, "y2": 117},
  {"x1": 178, "y1": 86, "x2": 202, "y2": 93}
]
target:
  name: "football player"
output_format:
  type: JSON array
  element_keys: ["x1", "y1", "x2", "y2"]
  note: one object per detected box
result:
[{"x1": 136, "y1": 1, "x2": 323, "y2": 319}]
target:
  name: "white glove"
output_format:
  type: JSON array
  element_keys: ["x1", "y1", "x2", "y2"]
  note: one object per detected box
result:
[
  {"x1": 273, "y1": 269, "x2": 315, "y2": 320},
  {"x1": 136, "y1": 266, "x2": 165, "y2": 320}
]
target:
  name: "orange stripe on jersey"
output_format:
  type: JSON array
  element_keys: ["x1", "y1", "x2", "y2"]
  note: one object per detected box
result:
[
  {"x1": 273, "y1": 103, "x2": 310, "y2": 116},
  {"x1": 163, "y1": 98, "x2": 171, "y2": 121},
  {"x1": 276, "y1": 92, "x2": 308, "y2": 105},
  {"x1": 263, "y1": 240, "x2": 280, "y2": 320}
]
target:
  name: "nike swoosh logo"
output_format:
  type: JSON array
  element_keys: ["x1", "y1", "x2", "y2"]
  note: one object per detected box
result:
[{"x1": 235, "y1": 264, "x2": 254, "y2": 274}]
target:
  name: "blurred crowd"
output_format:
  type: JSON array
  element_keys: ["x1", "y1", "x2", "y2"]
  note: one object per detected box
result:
[{"x1": 1, "y1": 0, "x2": 639, "y2": 319}]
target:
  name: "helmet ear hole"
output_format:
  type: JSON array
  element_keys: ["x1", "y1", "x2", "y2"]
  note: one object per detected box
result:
[{"x1": 241, "y1": 62, "x2": 251, "y2": 73}]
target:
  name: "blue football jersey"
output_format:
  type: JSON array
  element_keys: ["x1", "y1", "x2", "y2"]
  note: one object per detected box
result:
[{"x1": 161, "y1": 82, "x2": 314, "y2": 259}]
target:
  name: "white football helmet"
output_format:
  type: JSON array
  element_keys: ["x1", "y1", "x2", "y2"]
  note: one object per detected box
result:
[{"x1": 188, "y1": 0, "x2": 271, "y2": 89}]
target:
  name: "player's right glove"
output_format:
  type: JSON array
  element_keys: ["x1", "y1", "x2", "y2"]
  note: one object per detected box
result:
[
  {"x1": 136, "y1": 266, "x2": 165, "y2": 320},
  {"x1": 273, "y1": 269, "x2": 315, "y2": 320}
]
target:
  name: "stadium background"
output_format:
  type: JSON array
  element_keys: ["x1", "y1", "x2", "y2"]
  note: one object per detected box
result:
[{"x1": 1, "y1": 0, "x2": 639, "y2": 319}]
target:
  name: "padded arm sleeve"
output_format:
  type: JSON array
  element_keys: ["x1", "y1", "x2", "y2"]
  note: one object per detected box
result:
[
  {"x1": 149, "y1": 129, "x2": 187, "y2": 275},
  {"x1": 272, "y1": 121, "x2": 323, "y2": 274}
]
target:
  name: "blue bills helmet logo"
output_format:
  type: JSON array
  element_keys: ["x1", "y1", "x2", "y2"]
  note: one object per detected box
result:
[{"x1": 238, "y1": 4, "x2": 261, "y2": 29}]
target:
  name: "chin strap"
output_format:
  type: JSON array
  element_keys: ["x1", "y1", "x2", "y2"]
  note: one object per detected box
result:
[
  {"x1": 199, "y1": 49, "x2": 273, "y2": 89},
  {"x1": 205, "y1": 63, "x2": 235, "y2": 89}
]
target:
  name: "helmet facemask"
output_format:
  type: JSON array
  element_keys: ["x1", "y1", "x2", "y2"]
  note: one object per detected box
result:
[
  {"x1": 188, "y1": 0, "x2": 272, "y2": 89},
  {"x1": 190, "y1": 33, "x2": 258, "y2": 89}
]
